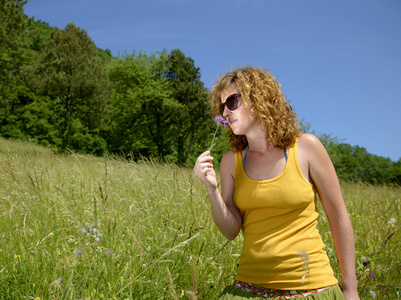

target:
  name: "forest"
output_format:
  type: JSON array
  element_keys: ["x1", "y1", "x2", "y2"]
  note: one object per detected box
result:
[{"x1": 1, "y1": 0, "x2": 400, "y2": 184}]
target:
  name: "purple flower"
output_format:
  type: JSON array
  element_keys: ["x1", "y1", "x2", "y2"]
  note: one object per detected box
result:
[
  {"x1": 214, "y1": 116, "x2": 228, "y2": 128},
  {"x1": 369, "y1": 290, "x2": 376, "y2": 298},
  {"x1": 81, "y1": 228, "x2": 87, "y2": 234},
  {"x1": 363, "y1": 260, "x2": 371, "y2": 266},
  {"x1": 209, "y1": 116, "x2": 228, "y2": 151}
]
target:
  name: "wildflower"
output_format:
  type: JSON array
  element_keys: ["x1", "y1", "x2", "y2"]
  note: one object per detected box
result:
[
  {"x1": 388, "y1": 218, "x2": 396, "y2": 227},
  {"x1": 74, "y1": 248, "x2": 84, "y2": 257},
  {"x1": 209, "y1": 116, "x2": 228, "y2": 151},
  {"x1": 86, "y1": 223, "x2": 90, "y2": 227},
  {"x1": 81, "y1": 228, "x2": 87, "y2": 234},
  {"x1": 363, "y1": 260, "x2": 371, "y2": 267},
  {"x1": 95, "y1": 237, "x2": 100, "y2": 242},
  {"x1": 99, "y1": 233, "x2": 103, "y2": 237},
  {"x1": 369, "y1": 272, "x2": 375, "y2": 279},
  {"x1": 369, "y1": 290, "x2": 376, "y2": 298},
  {"x1": 214, "y1": 115, "x2": 228, "y2": 128},
  {"x1": 67, "y1": 238, "x2": 73, "y2": 243}
]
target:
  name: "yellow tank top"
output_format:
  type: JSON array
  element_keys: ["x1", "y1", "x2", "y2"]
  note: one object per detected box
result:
[{"x1": 233, "y1": 139, "x2": 338, "y2": 289}]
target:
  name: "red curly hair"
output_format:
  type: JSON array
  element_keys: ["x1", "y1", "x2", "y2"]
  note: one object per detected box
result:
[{"x1": 211, "y1": 67, "x2": 300, "y2": 152}]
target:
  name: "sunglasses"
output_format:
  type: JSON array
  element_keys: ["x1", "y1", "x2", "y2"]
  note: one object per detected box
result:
[{"x1": 220, "y1": 93, "x2": 241, "y2": 116}]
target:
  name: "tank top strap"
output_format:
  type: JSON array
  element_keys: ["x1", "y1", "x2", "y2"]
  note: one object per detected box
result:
[{"x1": 243, "y1": 145, "x2": 249, "y2": 168}]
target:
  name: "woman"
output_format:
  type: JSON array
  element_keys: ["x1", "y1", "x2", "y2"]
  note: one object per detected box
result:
[{"x1": 193, "y1": 67, "x2": 360, "y2": 299}]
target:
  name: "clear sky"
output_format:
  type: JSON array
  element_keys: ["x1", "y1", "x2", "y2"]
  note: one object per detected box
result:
[{"x1": 24, "y1": 0, "x2": 401, "y2": 161}]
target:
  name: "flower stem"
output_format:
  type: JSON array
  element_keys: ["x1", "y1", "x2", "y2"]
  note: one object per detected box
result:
[{"x1": 208, "y1": 125, "x2": 219, "y2": 151}]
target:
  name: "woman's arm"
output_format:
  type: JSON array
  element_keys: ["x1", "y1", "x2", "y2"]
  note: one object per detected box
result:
[
  {"x1": 299, "y1": 134, "x2": 360, "y2": 299},
  {"x1": 193, "y1": 150, "x2": 242, "y2": 240}
]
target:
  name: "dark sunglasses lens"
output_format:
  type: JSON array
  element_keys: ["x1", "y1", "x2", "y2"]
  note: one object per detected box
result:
[
  {"x1": 220, "y1": 94, "x2": 239, "y2": 115},
  {"x1": 226, "y1": 94, "x2": 238, "y2": 110}
]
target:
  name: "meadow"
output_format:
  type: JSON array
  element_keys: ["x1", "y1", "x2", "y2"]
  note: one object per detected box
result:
[{"x1": 0, "y1": 137, "x2": 400, "y2": 299}]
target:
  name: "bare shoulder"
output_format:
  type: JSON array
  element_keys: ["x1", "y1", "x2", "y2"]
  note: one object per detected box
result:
[
  {"x1": 297, "y1": 133, "x2": 332, "y2": 177},
  {"x1": 221, "y1": 150, "x2": 235, "y2": 169},
  {"x1": 220, "y1": 150, "x2": 236, "y2": 177},
  {"x1": 298, "y1": 133, "x2": 327, "y2": 159},
  {"x1": 221, "y1": 150, "x2": 235, "y2": 161},
  {"x1": 298, "y1": 133, "x2": 337, "y2": 185},
  {"x1": 298, "y1": 133, "x2": 322, "y2": 148}
]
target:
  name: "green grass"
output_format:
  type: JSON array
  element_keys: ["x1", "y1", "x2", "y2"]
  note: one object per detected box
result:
[{"x1": 0, "y1": 137, "x2": 400, "y2": 299}]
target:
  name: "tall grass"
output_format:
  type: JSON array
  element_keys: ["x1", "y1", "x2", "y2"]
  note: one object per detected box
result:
[
  {"x1": 0, "y1": 137, "x2": 400, "y2": 299},
  {"x1": 316, "y1": 180, "x2": 401, "y2": 298}
]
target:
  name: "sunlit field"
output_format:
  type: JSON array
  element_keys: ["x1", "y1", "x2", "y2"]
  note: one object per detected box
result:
[{"x1": 1, "y1": 138, "x2": 400, "y2": 299}]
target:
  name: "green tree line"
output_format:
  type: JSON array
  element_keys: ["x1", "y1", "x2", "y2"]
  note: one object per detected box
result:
[{"x1": 1, "y1": 0, "x2": 400, "y2": 184}]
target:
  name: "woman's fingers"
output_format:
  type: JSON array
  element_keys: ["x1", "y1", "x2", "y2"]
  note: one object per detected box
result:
[
  {"x1": 198, "y1": 151, "x2": 213, "y2": 163},
  {"x1": 194, "y1": 151, "x2": 217, "y2": 188},
  {"x1": 194, "y1": 151, "x2": 213, "y2": 170}
]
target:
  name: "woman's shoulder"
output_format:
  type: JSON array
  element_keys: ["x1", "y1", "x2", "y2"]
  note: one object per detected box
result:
[
  {"x1": 297, "y1": 133, "x2": 326, "y2": 160},
  {"x1": 221, "y1": 150, "x2": 236, "y2": 165},
  {"x1": 297, "y1": 133, "x2": 331, "y2": 165},
  {"x1": 220, "y1": 150, "x2": 236, "y2": 176},
  {"x1": 297, "y1": 133, "x2": 324, "y2": 152}
]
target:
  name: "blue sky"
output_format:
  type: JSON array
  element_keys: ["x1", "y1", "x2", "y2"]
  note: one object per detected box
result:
[{"x1": 24, "y1": 0, "x2": 401, "y2": 161}]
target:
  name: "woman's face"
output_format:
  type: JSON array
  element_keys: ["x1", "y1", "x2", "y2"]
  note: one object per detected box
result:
[{"x1": 221, "y1": 83, "x2": 258, "y2": 136}]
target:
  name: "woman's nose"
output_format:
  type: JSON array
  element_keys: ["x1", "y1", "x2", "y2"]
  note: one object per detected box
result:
[{"x1": 222, "y1": 105, "x2": 231, "y2": 118}]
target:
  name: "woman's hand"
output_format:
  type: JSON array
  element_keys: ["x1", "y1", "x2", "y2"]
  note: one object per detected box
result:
[
  {"x1": 193, "y1": 150, "x2": 218, "y2": 191},
  {"x1": 194, "y1": 150, "x2": 241, "y2": 240}
]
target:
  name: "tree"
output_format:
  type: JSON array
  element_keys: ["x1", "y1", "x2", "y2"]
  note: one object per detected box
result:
[
  {"x1": 34, "y1": 23, "x2": 110, "y2": 154},
  {"x1": 107, "y1": 51, "x2": 174, "y2": 158},
  {"x1": 165, "y1": 49, "x2": 211, "y2": 164},
  {"x1": 0, "y1": 0, "x2": 33, "y2": 138}
]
